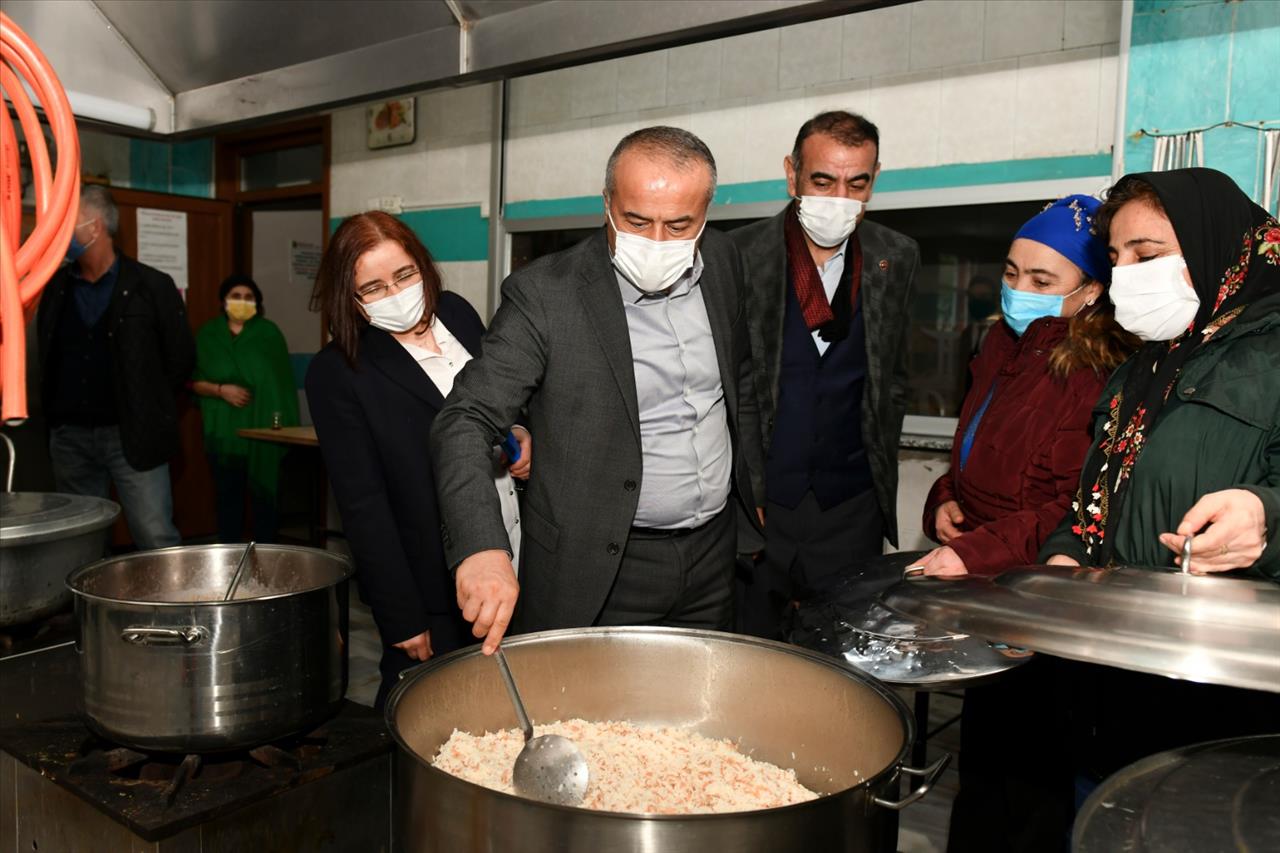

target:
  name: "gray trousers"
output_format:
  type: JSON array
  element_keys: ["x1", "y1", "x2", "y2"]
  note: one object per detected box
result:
[
  {"x1": 595, "y1": 508, "x2": 735, "y2": 630},
  {"x1": 736, "y1": 488, "x2": 885, "y2": 639}
]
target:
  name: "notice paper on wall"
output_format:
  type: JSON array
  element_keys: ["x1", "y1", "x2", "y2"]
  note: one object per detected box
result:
[
  {"x1": 289, "y1": 240, "x2": 322, "y2": 284},
  {"x1": 136, "y1": 208, "x2": 189, "y2": 294}
]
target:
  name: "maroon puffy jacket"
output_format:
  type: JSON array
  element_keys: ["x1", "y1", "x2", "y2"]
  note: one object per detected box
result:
[{"x1": 922, "y1": 316, "x2": 1108, "y2": 576}]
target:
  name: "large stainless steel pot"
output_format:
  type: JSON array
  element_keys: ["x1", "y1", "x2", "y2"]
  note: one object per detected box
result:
[
  {"x1": 387, "y1": 627, "x2": 949, "y2": 853},
  {"x1": 66, "y1": 544, "x2": 353, "y2": 753},
  {"x1": 1, "y1": 491, "x2": 120, "y2": 627}
]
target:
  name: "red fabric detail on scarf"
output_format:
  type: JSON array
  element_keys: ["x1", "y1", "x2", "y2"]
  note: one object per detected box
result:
[{"x1": 784, "y1": 202, "x2": 863, "y2": 331}]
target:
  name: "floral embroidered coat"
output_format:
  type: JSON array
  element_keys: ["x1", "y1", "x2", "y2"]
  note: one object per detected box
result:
[{"x1": 1040, "y1": 288, "x2": 1280, "y2": 580}]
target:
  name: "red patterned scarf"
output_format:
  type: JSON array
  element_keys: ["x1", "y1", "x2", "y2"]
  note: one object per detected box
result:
[{"x1": 784, "y1": 201, "x2": 863, "y2": 332}]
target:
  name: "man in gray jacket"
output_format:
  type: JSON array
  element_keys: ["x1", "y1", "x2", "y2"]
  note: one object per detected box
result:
[
  {"x1": 731, "y1": 111, "x2": 919, "y2": 638},
  {"x1": 432, "y1": 126, "x2": 764, "y2": 653}
]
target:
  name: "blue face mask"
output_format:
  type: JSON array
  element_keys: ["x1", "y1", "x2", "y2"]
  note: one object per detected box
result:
[
  {"x1": 1000, "y1": 281, "x2": 1084, "y2": 336},
  {"x1": 64, "y1": 221, "x2": 97, "y2": 265}
]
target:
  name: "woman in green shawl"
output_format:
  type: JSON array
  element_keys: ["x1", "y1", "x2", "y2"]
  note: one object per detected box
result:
[{"x1": 192, "y1": 274, "x2": 299, "y2": 542}]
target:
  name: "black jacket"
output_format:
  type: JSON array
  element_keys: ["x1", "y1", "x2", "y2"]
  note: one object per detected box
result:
[
  {"x1": 306, "y1": 291, "x2": 484, "y2": 647},
  {"x1": 37, "y1": 253, "x2": 196, "y2": 471}
]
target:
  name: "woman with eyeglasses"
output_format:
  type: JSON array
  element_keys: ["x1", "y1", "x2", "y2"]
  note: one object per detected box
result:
[{"x1": 306, "y1": 212, "x2": 529, "y2": 709}]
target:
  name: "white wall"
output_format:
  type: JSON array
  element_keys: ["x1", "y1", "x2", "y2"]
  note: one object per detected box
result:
[
  {"x1": 505, "y1": 0, "x2": 1121, "y2": 203},
  {"x1": 329, "y1": 83, "x2": 495, "y2": 217},
  {"x1": 891, "y1": 450, "x2": 952, "y2": 554},
  {"x1": 252, "y1": 209, "x2": 326, "y2": 354},
  {"x1": 329, "y1": 83, "x2": 496, "y2": 313}
]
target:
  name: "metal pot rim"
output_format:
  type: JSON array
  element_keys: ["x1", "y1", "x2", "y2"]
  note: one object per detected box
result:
[
  {"x1": 385, "y1": 625, "x2": 915, "y2": 819},
  {"x1": 0, "y1": 492, "x2": 121, "y2": 546},
  {"x1": 64, "y1": 543, "x2": 354, "y2": 606}
]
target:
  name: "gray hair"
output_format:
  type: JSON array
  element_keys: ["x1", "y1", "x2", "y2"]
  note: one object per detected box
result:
[
  {"x1": 604, "y1": 126, "x2": 718, "y2": 205},
  {"x1": 80, "y1": 184, "x2": 119, "y2": 236}
]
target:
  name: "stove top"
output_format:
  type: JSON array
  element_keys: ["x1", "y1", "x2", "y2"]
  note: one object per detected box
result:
[
  {"x1": 0, "y1": 610, "x2": 76, "y2": 659},
  {"x1": 0, "y1": 701, "x2": 391, "y2": 842}
]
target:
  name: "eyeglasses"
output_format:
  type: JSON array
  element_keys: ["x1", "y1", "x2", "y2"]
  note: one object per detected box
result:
[{"x1": 356, "y1": 266, "x2": 421, "y2": 303}]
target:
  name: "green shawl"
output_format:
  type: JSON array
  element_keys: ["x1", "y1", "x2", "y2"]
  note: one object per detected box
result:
[{"x1": 194, "y1": 315, "x2": 299, "y2": 497}]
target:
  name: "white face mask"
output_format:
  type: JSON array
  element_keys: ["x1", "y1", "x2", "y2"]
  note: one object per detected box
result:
[
  {"x1": 362, "y1": 280, "x2": 426, "y2": 333},
  {"x1": 607, "y1": 209, "x2": 704, "y2": 294},
  {"x1": 797, "y1": 195, "x2": 864, "y2": 248},
  {"x1": 1109, "y1": 254, "x2": 1200, "y2": 342}
]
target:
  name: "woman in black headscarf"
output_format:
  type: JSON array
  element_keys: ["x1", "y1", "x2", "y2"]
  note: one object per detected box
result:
[
  {"x1": 1038, "y1": 167, "x2": 1280, "y2": 795},
  {"x1": 1041, "y1": 167, "x2": 1280, "y2": 578}
]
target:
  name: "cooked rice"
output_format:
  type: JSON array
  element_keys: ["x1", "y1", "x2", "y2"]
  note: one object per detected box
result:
[{"x1": 432, "y1": 718, "x2": 819, "y2": 814}]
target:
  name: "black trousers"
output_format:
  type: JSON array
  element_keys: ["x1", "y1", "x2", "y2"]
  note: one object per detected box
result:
[
  {"x1": 207, "y1": 453, "x2": 278, "y2": 544},
  {"x1": 735, "y1": 488, "x2": 885, "y2": 640},
  {"x1": 596, "y1": 507, "x2": 735, "y2": 630},
  {"x1": 374, "y1": 608, "x2": 474, "y2": 711},
  {"x1": 947, "y1": 659, "x2": 1077, "y2": 853}
]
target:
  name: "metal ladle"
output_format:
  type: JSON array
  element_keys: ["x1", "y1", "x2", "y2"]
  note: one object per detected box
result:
[
  {"x1": 494, "y1": 645, "x2": 589, "y2": 806},
  {"x1": 222, "y1": 542, "x2": 255, "y2": 601}
]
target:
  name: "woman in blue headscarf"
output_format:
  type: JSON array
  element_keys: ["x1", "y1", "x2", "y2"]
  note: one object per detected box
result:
[
  {"x1": 917, "y1": 195, "x2": 1138, "y2": 579},
  {"x1": 915, "y1": 196, "x2": 1140, "y2": 853}
]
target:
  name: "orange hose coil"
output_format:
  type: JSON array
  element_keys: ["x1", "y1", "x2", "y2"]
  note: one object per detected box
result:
[{"x1": 0, "y1": 11, "x2": 81, "y2": 425}]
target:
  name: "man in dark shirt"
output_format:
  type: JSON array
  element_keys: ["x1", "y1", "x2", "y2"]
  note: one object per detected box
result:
[{"x1": 37, "y1": 185, "x2": 195, "y2": 549}]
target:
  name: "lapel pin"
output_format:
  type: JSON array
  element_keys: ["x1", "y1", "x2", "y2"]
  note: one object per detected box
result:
[{"x1": 878, "y1": 260, "x2": 889, "y2": 271}]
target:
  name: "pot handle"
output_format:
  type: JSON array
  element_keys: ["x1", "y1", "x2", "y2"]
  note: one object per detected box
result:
[
  {"x1": 1, "y1": 432, "x2": 14, "y2": 492},
  {"x1": 872, "y1": 753, "x2": 951, "y2": 811},
  {"x1": 121, "y1": 626, "x2": 208, "y2": 646}
]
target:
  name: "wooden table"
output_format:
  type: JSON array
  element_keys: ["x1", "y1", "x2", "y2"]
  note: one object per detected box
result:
[
  {"x1": 236, "y1": 426, "x2": 319, "y2": 447},
  {"x1": 237, "y1": 426, "x2": 326, "y2": 544}
]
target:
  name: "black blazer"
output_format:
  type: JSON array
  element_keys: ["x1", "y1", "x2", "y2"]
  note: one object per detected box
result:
[
  {"x1": 37, "y1": 253, "x2": 196, "y2": 470},
  {"x1": 306, "y1": 291, "x2": 484, "y2": 647}
]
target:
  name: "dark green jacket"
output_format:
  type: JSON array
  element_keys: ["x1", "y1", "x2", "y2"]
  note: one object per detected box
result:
[{"x1": 1041, "y1": 293, "x2": 1280, "y2": 580}]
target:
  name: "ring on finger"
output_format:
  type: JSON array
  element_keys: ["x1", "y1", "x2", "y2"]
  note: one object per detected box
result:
[{"x1": 1220, "y1": 544, "x2": 1229, "y2": 557}]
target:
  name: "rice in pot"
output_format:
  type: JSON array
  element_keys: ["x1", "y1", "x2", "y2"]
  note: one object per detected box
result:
[{"x1": 433, "y1": 718, "x2": 819, "y2": 814}]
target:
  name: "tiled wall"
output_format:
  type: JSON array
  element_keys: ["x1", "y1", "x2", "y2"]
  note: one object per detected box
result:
[
  {"x1": 78, "y1": 129, "x2": 214, "y2": 198},
  {"x1": 505, "y1": 0, "x2": 1122, "y2": 207},
  {"x1": 328, "y1": 83, "x2": 497, "y2": 313},
  {"x1": 1124, "y1": 0, "x2": 1280, "y2": 208}
]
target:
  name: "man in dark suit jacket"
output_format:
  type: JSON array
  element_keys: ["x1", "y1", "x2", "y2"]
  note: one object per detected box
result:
[
  {"x1": 37, "y1": 185, "x2": 194, "y2": 549},
  {"x1": 730, "y1": 111, "x2": 919, "y2": 638},
  {"x1": 432, "y1": 126, "x2": 765, "y2": 653}
]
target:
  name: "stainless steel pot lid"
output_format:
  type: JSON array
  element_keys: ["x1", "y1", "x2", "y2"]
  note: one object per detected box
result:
[
  {"x1": 1073, "y1": 735, "x2": 1280, "y2": 853},
  {"x1": 0, "y1": 492, "x2": 120, "y2": 547},
  {"x1": 881, "y1": 565, "x2": 1280, "y2": 693},
  {"x1": 790, "y1": 551, "x2": 1032, "y2": 690}
]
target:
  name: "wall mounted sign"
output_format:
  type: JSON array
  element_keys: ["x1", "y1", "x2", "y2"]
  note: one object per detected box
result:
[
  {"x1": 136, "y1": 208, "x2": 189, "y2": 295},
  {"x1": 289, "y1": 239, "x2": 322, "y2": 284},
  {"x1": 367, "y1": 98, "x2": 416, "y2": 149}
]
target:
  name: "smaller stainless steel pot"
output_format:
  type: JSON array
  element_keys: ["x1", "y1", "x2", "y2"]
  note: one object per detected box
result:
[
  {"x1": 1, "y1": 491, "x2": 120, "y2": 627},
  {"x1": 66, "y1": 544, "x2": 353, "y2": 753}
]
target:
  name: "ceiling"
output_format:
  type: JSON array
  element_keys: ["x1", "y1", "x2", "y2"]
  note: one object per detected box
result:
[
  {"x1": 91, "y1": 0, "x2": 541, "y2": 92},
  {"x1": 6, "y1": 0, "x2": 899, "y2": 134}
]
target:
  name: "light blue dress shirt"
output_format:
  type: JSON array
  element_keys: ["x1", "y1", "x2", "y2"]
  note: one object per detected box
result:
[{"x1": 616, "y1": 254, "x2": 731, "y2": 529}]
